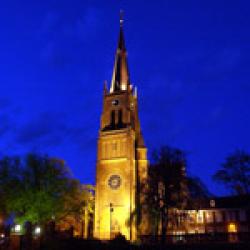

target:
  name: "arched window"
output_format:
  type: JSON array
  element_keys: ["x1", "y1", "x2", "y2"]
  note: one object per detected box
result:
[
  {"x1": 111, "y1": 110, "x2": 115, "y2": 127},
  {"x1": 118, "y1": 109, "x2": 123, "y2": 126}
]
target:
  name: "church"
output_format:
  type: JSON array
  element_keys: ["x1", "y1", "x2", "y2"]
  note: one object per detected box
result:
[
  {"x1": 94, "y1": 16, "x2": 148, "y2": 241},
  {"x1": 93, "y1": 16, "x2": 250, "y2": 244}
]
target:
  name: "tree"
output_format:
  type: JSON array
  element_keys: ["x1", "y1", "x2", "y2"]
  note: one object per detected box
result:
[
  {"x1": 187, "y1": 176, "x2": 211, "y2": 199},
  {"x1": 213, "y1": 149, "x2": 250, "y2": 195},
  {"x1": 0, "y1": 156, "x2": 20, "y2": 221},
  {"x1": 0, "y1": 154, "x2": 82, "y2": 227},
  {"x1": 146, "y1": 146, "x2": 189, "y2": 243},
  {"x1": 80, "y1": 184, "x2": 95, "y2": 238},
  {"x1": 58, "y1": 184, "x2": 95, "y2": 238}
]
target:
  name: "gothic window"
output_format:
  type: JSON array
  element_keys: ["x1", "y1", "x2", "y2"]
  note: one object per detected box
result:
[
  {"x1": 112, "y1": 142, "x2": 117, "y2": 150},
  {"x1": 111, "y1": 110, "x2": 115, "y2": 127},
  {"x1": 102, "y1": 142, "x2": 105, "y2": 159},
  {"x1": 118, "y1": 109, "x2": 123, "y2": 126},
  {"x1": 112, "y1": 142, "x2": 117, "y2": 157}
]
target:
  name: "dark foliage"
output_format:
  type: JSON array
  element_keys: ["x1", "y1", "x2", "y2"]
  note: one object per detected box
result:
[
  {"x1": 39, "y1": 238, "x2": 250, "y2": 250},
  {"x1": 187, "y1": 176, "x2": 212, "y2": 199},
  {"x1": 213, "y1": 149, "x2": 250, "y2": 195},
  {"x1": 146, "y1": 146, "x2": 189, "y2": 243}
]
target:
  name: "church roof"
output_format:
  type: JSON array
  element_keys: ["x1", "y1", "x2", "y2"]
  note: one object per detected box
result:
[
  {"x1": 110, "y1": 14, "x2": 130, "y2": 93},
  {"x1": 190, "y1": 194, "x2": 250, "y2": 210},
  {"x1": 137, "y1": 133, "x2": 146, "y2": 148}
]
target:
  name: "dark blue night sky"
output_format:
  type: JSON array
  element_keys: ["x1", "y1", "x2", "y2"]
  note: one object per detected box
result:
[{"x1": 0, "y1": 0, "x2": 249, "y2": 195}]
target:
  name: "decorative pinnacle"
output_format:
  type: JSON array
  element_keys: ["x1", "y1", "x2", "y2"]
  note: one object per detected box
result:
[
  {"x1": 104, "y1": 80, "x2": 108, "y2": 95},
  {"x1": 134, "y1": 86, "x2": 137, "y2": 98},
  {"x1": 120, "y1": 10, "x2": 124, "y2": 27}
]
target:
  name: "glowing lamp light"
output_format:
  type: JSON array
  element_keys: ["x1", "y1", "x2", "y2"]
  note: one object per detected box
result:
[
  {"x1": 34, "y1": 226, "x2": 41, "y2": 235},
  {"x1": 0, "y1": 233, "x2": 4, "y2": 238},
  {"x1": 228, "y1": 223, "x2": 237, "y2": 233},
  {"x1": 14, "y1": 224, "x2": 21, "y2": 233}
]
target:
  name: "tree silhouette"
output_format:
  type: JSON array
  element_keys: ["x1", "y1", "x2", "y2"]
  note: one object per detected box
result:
[
  {"x1": 146, "y1": 146, "x2": 189, "y2": 244},
  {"x1": 187, "y1": 176, "x2": 211, "y2": 199},
  {"x1": 213, "y1": 149, "x2": 250, "y2": 195}
]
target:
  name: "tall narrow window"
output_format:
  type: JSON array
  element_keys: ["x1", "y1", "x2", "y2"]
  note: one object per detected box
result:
[
  {"x1": 118, "y1": 109, "x2": 123, "y2": 126},
  {"x1": 111, "y1": 110, "x2": 115, "y2": 128}
]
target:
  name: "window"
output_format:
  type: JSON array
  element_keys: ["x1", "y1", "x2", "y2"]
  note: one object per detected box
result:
[
  {"x1": 239, "y1": 210, "x2": 246, "y2": 222},
  {"x1": 111, "y1": 110, "x2": 115, "y2": 127},
  {"x1": 210, "y1": 199, "x2": 216, "y2": 207},
  {"x1": 226, "y1": 210, "x2": 236, "y2": 221},
  {"x1": 112, "y1": 142, "x2": 117, "y2": 150},
  {"x1": 197, "y1": 210, "x2": 204, "y2": 223},
  {"x1": 228, "y1": 223, "x2": 237, "y2": 233},
  {"x1": 206, "y1": 211, "x2": 214, "y2": 223},
  {"x1": 118, "y1": 109, "x2": 123, "y2": 125},
  {"x1": 188, "y1": 211, "x2": 196, "y2": 223},
  {"x1": 215, "y1": 211, "x2": 223, "y2": 223}
]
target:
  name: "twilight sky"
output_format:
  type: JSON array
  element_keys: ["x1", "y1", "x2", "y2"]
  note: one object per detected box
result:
[{"x1": 0, "y1": 0, "x2": 249, "y2": 196}]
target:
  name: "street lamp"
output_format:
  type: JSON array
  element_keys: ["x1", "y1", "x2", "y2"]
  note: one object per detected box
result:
[
  {"x1": 110, "y1": 203, "x2": 113, "y2": 240},
  {"x1": 34, "y1": 226, "x2": 41, "y2": 235},
  {"x1": 14, "y1": 224, "x2": 21, "y2": 234}
]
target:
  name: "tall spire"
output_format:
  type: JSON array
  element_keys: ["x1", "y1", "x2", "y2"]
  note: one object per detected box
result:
[{"x1": 110, "y1": 11, "x2": 130, "y2": 93}]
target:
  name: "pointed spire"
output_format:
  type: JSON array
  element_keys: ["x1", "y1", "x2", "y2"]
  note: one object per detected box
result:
[
  {"x1": 118, "y1": 10, "x2": 125, "y2": 50},
  {"x1": 103, "y1": 80, "x2": 108, "y2": 95},
  {"x1": 110, "y1": 11, "x2": 130, "y2": 93},
  {"x1": 120, "y1": 10, "x2": 124, "y2": 27},
  {"x1": 134, "y1": 86, "x2": 137, "y2": 98}
]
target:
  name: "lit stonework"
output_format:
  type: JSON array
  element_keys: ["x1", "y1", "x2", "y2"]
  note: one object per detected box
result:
[{"x1": 94, "y1": 17, "x2": 148, "y2": 241}]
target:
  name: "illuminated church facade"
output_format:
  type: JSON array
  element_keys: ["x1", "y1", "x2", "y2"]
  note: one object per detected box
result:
[
  {"x1": 94, "y1": 17, "x2": 148, "y2": 241},
  {"x1": 93, "y1": 16, "x2": 250, "y2": 244}
]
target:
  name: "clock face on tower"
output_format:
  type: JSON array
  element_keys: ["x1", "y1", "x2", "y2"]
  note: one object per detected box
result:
[
  {"x1": 112, "y1": 99, "x2": 119, "y2": 106},
  {"x1": 108, "y1": 175, "x2": 121, "y2": 189}
]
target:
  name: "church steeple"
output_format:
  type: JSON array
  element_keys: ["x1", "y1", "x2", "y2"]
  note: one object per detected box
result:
[
  {"x1": 110, "y1": 12, "x2": 130, "y2": 93},
  {"x1": 95, "y1": 14, "x2": 148, "y2": 241}
]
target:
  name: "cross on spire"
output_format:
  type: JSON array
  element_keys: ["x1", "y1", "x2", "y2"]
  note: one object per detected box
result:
[{"x1": 120, "y1": 10, "x2": 124, "y2": 27}]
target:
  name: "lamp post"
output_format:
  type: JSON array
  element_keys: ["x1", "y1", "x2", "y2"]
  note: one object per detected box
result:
[
  {"x1": 10, "y1": 224, "x2": 23, "y2": 250},
  {"x1": 110, "y1": 203, "x2": 113, "y2": 240}
]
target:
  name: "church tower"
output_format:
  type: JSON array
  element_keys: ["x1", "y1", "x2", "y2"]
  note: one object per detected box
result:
[{"x1": 94, "y1": 15, "x2": 148, "y2": 241}]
